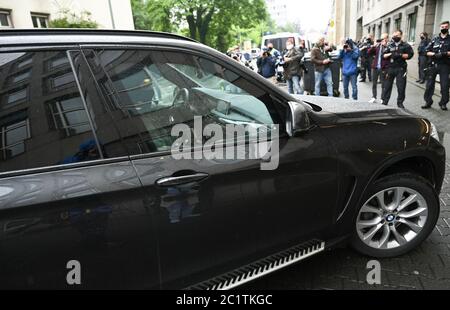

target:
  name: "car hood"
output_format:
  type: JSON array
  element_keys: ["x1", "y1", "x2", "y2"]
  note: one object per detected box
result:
[{"x1": 294, "y1": 95, "x2": 414, "y2": 120}]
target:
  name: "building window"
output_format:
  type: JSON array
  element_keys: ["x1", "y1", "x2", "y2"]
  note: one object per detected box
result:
[
  {"x1": 48, "y1": 56, "x2": 70, "y2": 70},
  {"x1": 48, "y1": 96, "x2": 91, "y2": 137},
  {"x1": 0, "y1": 10, "x2": 12, "y2": 28},
  {"x1": 394, "y1": 18, "x2": 402, "y2": 32},
  {"x1": 8, "y1": 70, "x2": 31, "y2": 85},
  {"x1": 1, "y1": 119, "x2": 30, "y2": 159},
  {"x1": 385, "y1": 21, "x2": 390, "y2": 34},
  {"x1": 50, "y1": 71, "x2": 75, "y2": 89},
  {"x1": 4, "y1": 87, "x2": 28, "y2": 106},
  {"x1": 31, "y1": 14, "x2": 49, "y2": 28},
  {"x1": 16, "y1": 56, "x2": 33, "y2": 69},
  {"x1": 407, "y1": 12, "x2": 417, "y2": 43}
]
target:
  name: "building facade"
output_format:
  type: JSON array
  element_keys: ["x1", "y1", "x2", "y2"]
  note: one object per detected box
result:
[
  {"x1": 0, "y1": 0, "x2": 134, "y2": 30},
  {"x1": 334, "y1": 0, "x2": 450, "y2": 80}
]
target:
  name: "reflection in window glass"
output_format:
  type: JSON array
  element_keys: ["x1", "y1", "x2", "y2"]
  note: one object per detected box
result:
[
  {"x1": 0, "y1": 51, "x2": 98, "y2": 172},
  {"x1": 49, "y1": 56, "x2": 70, "y2": 70},
  {"x1": 10, "y1": 70, "x2": 31, "y2": 84},
  {"x1": 1, "y1": 120, "x2": 30, "y2": 159},
  {"x1": 94, "y1": 49, "x2": 276, "y2": 155},
  {"x1": 6, "y1": 88, "x2": 28, "y2": 105},
  {"x1": 51, "y1": 72, "x2": 75, "y2": 88},
  {"x1": 49, "y1": 96, "x2": 91, "y2": 137},
  {"x1": 17, "y1": 57, "x2": 33, "y2": 69}
]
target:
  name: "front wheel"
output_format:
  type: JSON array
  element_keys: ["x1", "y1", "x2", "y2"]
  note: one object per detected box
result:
[{"x1": 351, "y1": 173, "x2": 440, "y2": 258}]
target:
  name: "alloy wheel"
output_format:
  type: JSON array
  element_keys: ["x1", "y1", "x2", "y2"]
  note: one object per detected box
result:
[{"x1": 356, "y1": 187, "x2": 428, "y2": 250}]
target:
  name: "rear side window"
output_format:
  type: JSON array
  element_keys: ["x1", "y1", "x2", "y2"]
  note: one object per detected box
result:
[{"x1": 0, "y1": 51, "x2": 99, "y2": 173}]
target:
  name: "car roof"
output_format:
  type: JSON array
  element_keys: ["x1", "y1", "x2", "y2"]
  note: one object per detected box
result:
[{"x1": 0, "y1": 29, "x2": 199, "y2": 48}]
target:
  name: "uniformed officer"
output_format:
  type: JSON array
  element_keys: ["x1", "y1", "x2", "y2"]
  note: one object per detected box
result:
[
  {"x1": 381, "y1": 30, "x2": 414, "y2": 109},
  {"x1": 422, "y1": 21, "x2": 450, "y2": 111}
]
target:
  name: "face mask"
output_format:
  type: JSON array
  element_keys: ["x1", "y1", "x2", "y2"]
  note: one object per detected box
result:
[
  {"x1": 286, "y1": 45, "x2": 293, "y2": 50},
  {"x1": 441, "y1": 28, "x2": 449, "y2": 35},
  {"x1": 393, "y1": 36, "x2": 401, "y2": 43},
  {"x1": 420, "y1": 36, "x2": 425, "y2": 40}
]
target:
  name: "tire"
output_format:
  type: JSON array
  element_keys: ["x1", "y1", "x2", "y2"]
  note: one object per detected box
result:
[{"x1": 351, "y1": 173, "x2": 440, "y2": 258}]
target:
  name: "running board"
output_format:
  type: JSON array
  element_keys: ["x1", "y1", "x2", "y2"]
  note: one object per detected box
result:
[{"x1": 188, "y1": 239, "x2": 325, "y2": 290}]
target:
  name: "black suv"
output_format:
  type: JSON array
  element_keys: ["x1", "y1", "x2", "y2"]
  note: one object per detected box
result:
[{"x1": 0, "y1": 30, "x2": 445, "y2": 289}]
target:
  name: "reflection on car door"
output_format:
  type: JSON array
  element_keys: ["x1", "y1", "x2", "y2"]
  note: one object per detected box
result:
[
  {"x1": 0, "y1": 49, "x2": 160, "y2": 289},
  {"x1": 81, "y1": 47, "x2": 338, "y2": 289}
]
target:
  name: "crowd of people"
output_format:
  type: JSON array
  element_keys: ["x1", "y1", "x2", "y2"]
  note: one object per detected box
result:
[{"x1": 251, "y1": 20, "x2": 450, "y2": 110}]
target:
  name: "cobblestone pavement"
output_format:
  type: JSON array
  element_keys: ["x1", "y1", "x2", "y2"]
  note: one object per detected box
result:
[{"x1": 245, "y1": 79, "x2": 450, "y2": 290}]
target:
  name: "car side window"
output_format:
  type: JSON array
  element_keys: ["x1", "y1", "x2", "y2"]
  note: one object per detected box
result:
[
  {"x1": 87, "y1": 49, "x2": 279, "y2": 156},
  {"x1": 0, "y1": 51, "x2": 101, "y2": 173}
]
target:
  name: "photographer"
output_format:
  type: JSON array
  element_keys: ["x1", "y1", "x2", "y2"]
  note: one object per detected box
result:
[
  {"x1": 422, "y1": 21, "x2": 450, "y2": 111},
  {"x1": 359, "y1": 34, "x2": 374, "y2": 82},
  {"x1": 381, "y1": 30, "x2": 414, "y2": 109},
  {"x1": 311, "y1": 37, "x2": 335, "y2": 96},
  {"x1": 339, "y1": 38, "x2": 360, "y2": 100},
  {"x1": 256, "y1": 48, "x2": 276, "y2": 82},
  {"x1": 368, "y1": 33, "x2": 390, "y2": 103}
]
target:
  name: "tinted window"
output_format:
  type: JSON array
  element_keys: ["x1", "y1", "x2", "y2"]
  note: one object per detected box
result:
[
  {"x1": 84, "y1": 49, "x2": 279, "y2": 156},
  {"x1": 0, "y1": 51, "x2": 100, "y2": 172}
]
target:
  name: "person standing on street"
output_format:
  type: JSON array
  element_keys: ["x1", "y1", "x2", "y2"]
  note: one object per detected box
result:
[
  {"x1": 359, "y1": 34, "x2": 374, "y2": 82},
  {"x1": 311, "y1": 37, "x2": 335, "y2": 97},
  {"x1": 417, "y1": 32, "x2": 431, "y2": 84},
  {"x1": 257, "y1": 49, "x2": 276, "y2": 82},
  {"x1": 381, "y1": 30, "x2": 414, "y2": 109},
  {"x1": 422, "y1": 21, "x2": 450, "y2": 111},
  {"x1": 267, "y1": 42, "x2": 281, "y2": 59},
  {"x1": 368, "y1": 33, "x2": 390, "y2": 103},
  {"x1": 339, "y1": 38, "x2": 360, "y2": 100},
  {"x1": 283, "y1": 39, "x2": 304, "y2": 95}
]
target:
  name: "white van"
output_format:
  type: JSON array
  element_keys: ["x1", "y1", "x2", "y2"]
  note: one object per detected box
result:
[{"x1": 261, "y1": 32, "x2": 311, "y2": 53}]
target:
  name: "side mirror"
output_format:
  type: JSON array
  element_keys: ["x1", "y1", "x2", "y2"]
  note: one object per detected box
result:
[{"x1": 286, "y1": 101, "x2": 311, "y2": 137}]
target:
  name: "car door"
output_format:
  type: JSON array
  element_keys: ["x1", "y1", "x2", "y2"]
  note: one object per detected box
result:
[
  {"x1": 80, "y1": 46, "x2": 338, "y2": 289},
  {"x1": 0, "y1": 49, "x2": 160, "y2": 289}
]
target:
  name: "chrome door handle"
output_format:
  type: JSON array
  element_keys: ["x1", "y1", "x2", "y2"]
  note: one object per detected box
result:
[{"x1": 155, "y1": 173, "x2": 209, "y2": 187}]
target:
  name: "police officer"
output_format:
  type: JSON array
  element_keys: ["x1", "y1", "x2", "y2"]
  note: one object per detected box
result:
[
  {"x1": 422, "y1": 21, "x2": 450, "y2": 111},
  {"x1": 417, "y1": 32, "x2": 431, "y2": 84},
  {"x1": 381, "y1": 30, "x2": 414, "y2": 109}
]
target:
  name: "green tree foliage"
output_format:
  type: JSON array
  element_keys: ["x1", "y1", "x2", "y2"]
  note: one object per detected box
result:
[
  {"x1": 131, "y1": 0, "x2": 269, "y2": 52},
  {"x1": 131, "y1": 0, "x2": 173, "y2": 32},
  {"x1": 49, "y1": 10, "x2": 98, "y2": 29}
]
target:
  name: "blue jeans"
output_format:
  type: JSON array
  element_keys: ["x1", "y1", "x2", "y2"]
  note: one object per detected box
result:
[
  {"x1": 343, "y1": 74, "x2": 358, "y2": 100},
  {"x1": 315, "y1": 68, "x2": 333, "y2": 96},
  {"x1": 287, "y1": 75, "x2": 304, "y2": 95}
]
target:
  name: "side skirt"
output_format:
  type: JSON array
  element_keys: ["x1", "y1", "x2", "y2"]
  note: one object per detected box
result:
[{"x1": 188, "y1": 239, "x2": 325, "y2": 290}]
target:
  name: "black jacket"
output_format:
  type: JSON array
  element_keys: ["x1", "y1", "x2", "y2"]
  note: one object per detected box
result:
[
  {"x1": 426, "y1": 34, "x2": 450, "y2": 66},
  {"x1": 384, "y1": 41, "x2": 414, "y2": 69},
  {"x1": 418, "y1": 38, "x2": 431, "y2": 56}
]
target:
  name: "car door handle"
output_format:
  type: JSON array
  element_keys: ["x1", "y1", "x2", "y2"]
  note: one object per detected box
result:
[{"x1": 155, "y1": 172, "x2": 209, "y2": 187}]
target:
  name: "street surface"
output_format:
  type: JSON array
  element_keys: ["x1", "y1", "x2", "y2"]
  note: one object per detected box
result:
[{"x1": 245, "y1": 79, "x2": 450, "y2": 290}]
